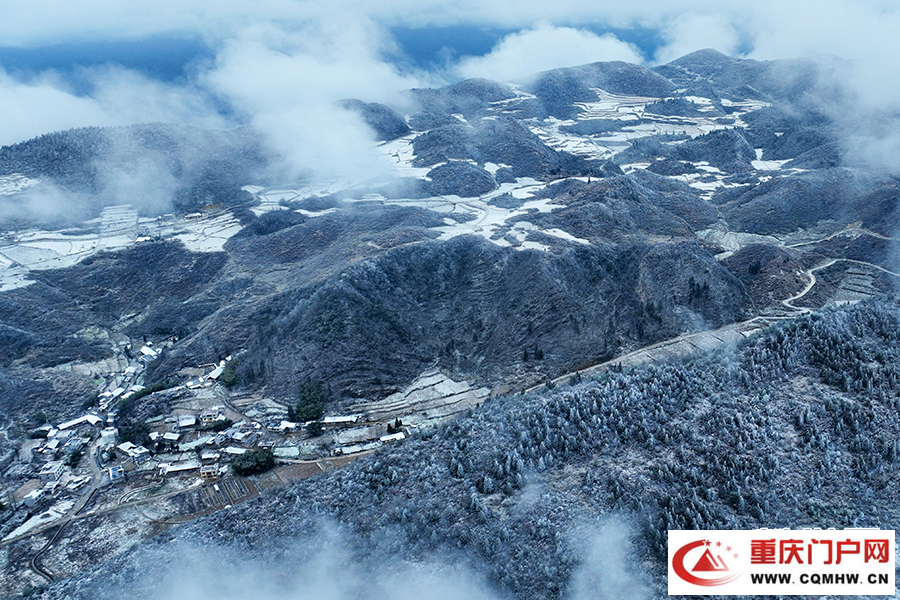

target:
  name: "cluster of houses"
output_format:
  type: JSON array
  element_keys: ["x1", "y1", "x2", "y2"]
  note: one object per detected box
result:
[
  {"x1": 15, "y1": 345, "x2": 423, "y2": 518},
  {"x1": 20, "y1": 461, "x2": 67, "y2": 507},
  {"x1": 142, "y1": 405, "x2": 240, "y2": 481},
  {"x1": 97, "y1": 345, "x2": 227, "y2": 415},
  {"x1": 21, "y1": 399, "x2": 418, "y2": 512},
  {"x1": 21, "y1": 403, "x2": 239, "y2": 511},
  {"x1": 22, "y1": 412, "x2": 116, "y2": 508},
  {"x1": 0, "y1": 336, "x2": 437, "y2": 557},
  {"x1": 96, "y1": 344, "x2": 163, "y2": 412},
  {"x1": 145, "y1": 407, "x2": 417, "y2": 471},
  {"x1": 21, "y1": 430, "x2": 88, "y2": 508},
  {"x1": 30, "y1": 415, "x2": 107, "y2": 464}
]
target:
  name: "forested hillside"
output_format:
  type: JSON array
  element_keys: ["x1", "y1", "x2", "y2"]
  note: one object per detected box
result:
[{"x1": 44, "y1": 299, "x2": 900, "y2": 599}]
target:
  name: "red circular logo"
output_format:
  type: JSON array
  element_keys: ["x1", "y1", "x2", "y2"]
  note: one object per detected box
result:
[{"x1": 672, "y1": 539, "x2": 742, "y2": 586}]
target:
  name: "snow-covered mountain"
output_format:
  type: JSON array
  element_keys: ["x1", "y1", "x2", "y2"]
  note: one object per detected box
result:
[{"x1": 1, "y1": 49, "x2": 899, "y2": 599}]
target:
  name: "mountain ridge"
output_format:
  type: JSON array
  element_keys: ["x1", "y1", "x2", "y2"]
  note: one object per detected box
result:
[{"x1": 1, "y1": 48, "x2": 899, "y2": 597}]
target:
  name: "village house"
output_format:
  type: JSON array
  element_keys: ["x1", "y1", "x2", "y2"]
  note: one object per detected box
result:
[
  {"x1": 178, "y1": 435, "x2": 213, "y2": 452},
  {"x1": 271, "y1": 420, "x2": 298, "y2": 433},
  {"x1": 117, "y1": 442, "x2": 151, "y2": 463},
  {"x1": 204, "y1": 362, "x2": 226, "y2": 381},
  {"x1": 200, "y1": 465, "x2": 219, "y2": 481},
  {"x1": 32, "y1": 437, "x2": 61, "y2": 460},
  {"x1": 273, "y1": 446, "x2": 300, "y2": 459},
  {"x1": 108, "y1": 466, "x2": 126, "y2": 482},
  {"x1": 139, "y1": 344, "x2": 159, "y2": 362},
  {"x1": 199, "y1": 406, "x2": 226, "y2": 427},
  {"x1": 158, "y1": 460, "x2": 200, "y2": 477},
  {"x1": 66, "y1": 476, "x2": 91, "y2": 494},
  {"x1": 57, "y1": 414, "x2": 103, "y2": 431},
  {"x1": 131, "y1": 446, "x2": 151, "y2": 463},
  {"x1": 100, "y1": 427, "x2": 119, "y2": 446},
  {"x1": 322, "y1": 415, "x2": 361, "y2": 427},
  {"x1": 210, "y1": 432, "x2": 229, "y2": 446},
  {"x1": 230, "y1": 430, "x2": 251, "y2": 444},
  {"x1": 38, "y1": 461, "x2": 65, "y2": 483},
  {"x1": 62, "y1": 437, "x2": 85, "y2": 456},
  {"x1": 200, "y1": 450, "x2": 220, "y2": 463},
  {"x1": 22, "y1": 488, "x2": 44, "y2": 507},
  {"x1": 334, "y1": 441, "x2": 383, "y2": 456}
]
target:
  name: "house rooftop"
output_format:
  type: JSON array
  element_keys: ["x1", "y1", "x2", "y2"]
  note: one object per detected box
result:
[
  {"x1": 39, "y1": 461, "x2": 64, "y2": 473},
  {"x1": 57, "y1": 414, "x2": 103, "y2": 430},
  {"x1": 322, "y1": 415, "x2": 361, "y2": 424},
  {"x1": 176, "y1": 415, "x2": 197, "y2": 428}
]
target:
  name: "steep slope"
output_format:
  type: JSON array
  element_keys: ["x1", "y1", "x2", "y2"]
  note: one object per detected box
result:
[
  {"x1": 714, "y1": 169, "x2": 875, "y2": 234},
  {"x1": 151, "y1": 229, "x2": 748, "y2": 401},
  {"x1": 40, "y1": 299, "x2": 900, "y2": 599},
  {"x1": 1, "y1": 49, "x2": 897, "y2": 413},
  {"x1": 410, "y1": 117, "x2": 597, "y2": 180},
  {"x1": 653, "y1": 48, "x2": 825, "y2": 102},
  {"x1": 0, "y1": 242, "x2": 227, "y2": 368}
]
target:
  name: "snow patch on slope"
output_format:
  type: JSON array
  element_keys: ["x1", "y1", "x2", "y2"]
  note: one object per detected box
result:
[{"x1": 0, "y1": 174, "x2": 38, "y2": 196}]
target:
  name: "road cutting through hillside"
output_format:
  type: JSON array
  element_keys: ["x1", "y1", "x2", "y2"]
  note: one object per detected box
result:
[{"x1": 527, "y1": 255, "x2": 900, "y2": 394}]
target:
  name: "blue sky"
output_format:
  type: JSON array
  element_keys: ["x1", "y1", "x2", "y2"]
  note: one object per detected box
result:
[
  {"x1": 0, "y1": 25, "x2": 667, "y2": 87},
  {"x1": 0, "y1": 37, "x2": 213, "y2": 85}
]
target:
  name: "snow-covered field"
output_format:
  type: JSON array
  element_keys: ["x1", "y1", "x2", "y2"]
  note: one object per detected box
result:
[
  {"x1": 752, "y1": 149, "x2": 791, "y2": 171},
  {"x1": 175, "y1": 213, "x2": 244, "y2": 252},
  {"x1": 0, "y1": 205, "x2": 246, "y2": 290},
  {"x1": 527, "y1": 90, "x2": 767, "y2": 164},
  {"x1": 221, "y1": 90, "x2": 799, "y2": 256},
  {"x1": 0, "y1": 86, "x2": 804, "y2": 290},
  {"x1": 379, "y1": 133, "x2": 432, "y2": 178}
]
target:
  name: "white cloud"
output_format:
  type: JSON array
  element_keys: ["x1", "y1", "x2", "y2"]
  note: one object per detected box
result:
[
  {"x1": 456, "y1": 23, "x2": 642, "y2": 82},
  {"x1": 114, "y1": 528, "x2": 505, "y2": 600},
  {"x1": 201, "y1": 18, "x2": 425, "y2": 181},
  {"x1": 0, "y1": 0, "x2": 898, "y2": 67},
  {"x1": 89, "y1": 66, "x2": 228, "y2": 127},
  {"x1": 3, "y1": 0, "x2": 900, "y2": 176},
  {"x1": 569, "y1": 519, "x2": 649, "y2": 600},
  {"x1": 0, "y1": 1, "x2": 750, "y2": 47},
  {"x1": 0, "y1": 11, "x2": 428, "y2": 183},
  {"x1": 0, "y1": 67, "x2": 226, "y2": 147},
  {"x1": 0, "y1": 0, "x2": 302, "y2": 46},
  {"x1": 0, "y1": 70, "x2": 113, "y2": 146},
  {"x1": 653, "y1": 13, "x2": 740, "y2": 65}
]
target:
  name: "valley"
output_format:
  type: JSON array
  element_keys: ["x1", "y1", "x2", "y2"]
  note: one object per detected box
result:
[{"x1": 0, "y1": 48, "x2": 898, "y2": 599}]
